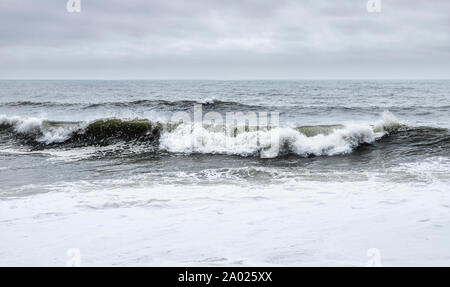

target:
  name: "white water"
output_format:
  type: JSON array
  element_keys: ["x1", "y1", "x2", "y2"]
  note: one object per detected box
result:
[
  {"x1": 0, "y1": 115, "x2": 79, "y2": 144},
  {"x1": 160, "y1": 112, "x2": 399, "y2": 157}
]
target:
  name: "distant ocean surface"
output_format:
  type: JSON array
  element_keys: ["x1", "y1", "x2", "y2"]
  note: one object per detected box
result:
[{"x1": 0, "y1": 80, "x2": 449, "y2": 266}]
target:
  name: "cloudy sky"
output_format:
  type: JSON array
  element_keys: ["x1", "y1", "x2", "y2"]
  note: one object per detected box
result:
[{"x1": 0, "y1": 0, "x2": 449, "y2": 79}]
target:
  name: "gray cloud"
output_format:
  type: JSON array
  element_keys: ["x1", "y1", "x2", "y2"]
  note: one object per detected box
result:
[{"x1": 0, "y1": 0, "x2": 449, "y2": 79}]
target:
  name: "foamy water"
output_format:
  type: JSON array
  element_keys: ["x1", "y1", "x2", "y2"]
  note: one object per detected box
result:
[{"x1": 1, "y1": 164, "x2": 449, "y2": 266}]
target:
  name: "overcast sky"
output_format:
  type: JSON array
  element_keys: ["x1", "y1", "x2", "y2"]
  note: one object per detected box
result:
[{"x1": 0, "y1": 0, "x2": 449, "y2": 79}]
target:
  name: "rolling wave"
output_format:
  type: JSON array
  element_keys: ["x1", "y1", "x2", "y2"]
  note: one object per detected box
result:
[{"x1": 1, "y1": 112, "x2": 448, "y2": 158}]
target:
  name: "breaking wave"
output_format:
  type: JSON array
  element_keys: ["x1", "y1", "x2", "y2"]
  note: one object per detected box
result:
[
  {"x1": 159, "y1": 112, "x2": 402, "y2": 157},
  {"x1": 1, "y1": 112, "x2": 448, "y2": 158},
  {"x1": 0, "y1": 116, "x2": 162, "y2": 147}
]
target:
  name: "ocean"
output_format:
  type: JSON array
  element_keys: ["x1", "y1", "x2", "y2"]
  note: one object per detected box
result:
[{"x1": 0, "y1": 80, "x2": 449, "y2": 266}]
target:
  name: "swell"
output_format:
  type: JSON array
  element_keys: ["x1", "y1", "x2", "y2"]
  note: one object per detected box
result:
[
  {"x1": 1, "y1": 99, "x2": 261, "y2": 110},
  {"x1": 2, "y1": 100, "x2": 448, "y2": 112},
  {"x1": 0, "y1": 113, "x2": 448, "y2": 158},
  {"x1": 86, "y1": 99, "x2": 259, "y2": 110}
]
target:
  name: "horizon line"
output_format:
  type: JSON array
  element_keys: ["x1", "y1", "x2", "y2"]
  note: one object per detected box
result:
[{"x1": 1, "y1": 78, "x2": 450, "y2": 81}]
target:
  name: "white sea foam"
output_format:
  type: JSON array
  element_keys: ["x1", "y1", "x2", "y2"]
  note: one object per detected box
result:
[
  {"x1": 0, "y1": 115, "x2": 42, "y2": 133},
  {"x1": 1, "y1": 161, "x2": 449, "y2": 266},
  {"x1": 160, "y1": 112, "x2": 399, "y2": 157}
]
